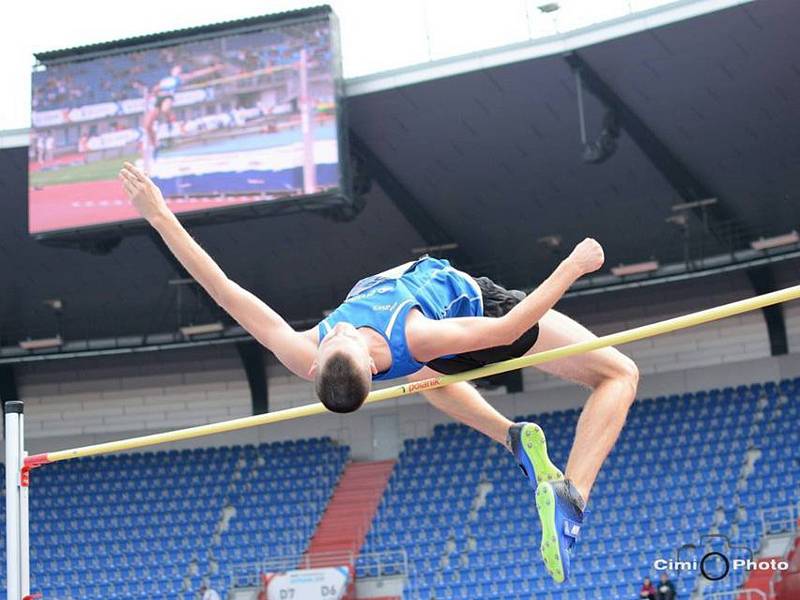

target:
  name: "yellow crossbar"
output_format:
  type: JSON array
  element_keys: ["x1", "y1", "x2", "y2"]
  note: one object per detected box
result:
[{"x1": 25, "y1": 283, "x2": 800, "y2": 467}]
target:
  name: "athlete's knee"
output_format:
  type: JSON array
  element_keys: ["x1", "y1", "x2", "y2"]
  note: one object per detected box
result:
[
  {"x1": 611, "y1": 353, "x2": 639, "y2": 399},
  {"x1": 589, "y1": 351, "x2": 638, "y2": 398}
]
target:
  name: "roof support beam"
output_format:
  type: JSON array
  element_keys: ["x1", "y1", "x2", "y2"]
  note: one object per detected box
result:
[
  {"x1": 0, "y1": 365, "x2": 18, "y2": 404},
  {"x1": 479, "y1": 369, "x2": 524, "y2": 394},
  {"x1": 1, "y1": 365, "x2": 19, "y2": 437},
  {"x1": 348, "y1": 130, "x2": 472, "y2": 265},
  {"x1": 564, "y1": 51, "x2": 749, "y2": 246},
  {"x1": 237, "y1": 341, "x2": 269, "y2": 415},
  {"x1": 746, "y1": 266, "x2": 788, "y2": 356}
]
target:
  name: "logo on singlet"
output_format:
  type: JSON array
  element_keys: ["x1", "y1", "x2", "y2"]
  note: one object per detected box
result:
[
  {"x1": 372, "y1": 303, "x2": 396, "y2": 312},
  {"x1": 349, "y1": 286, "x2": 393, "y2": 302}
]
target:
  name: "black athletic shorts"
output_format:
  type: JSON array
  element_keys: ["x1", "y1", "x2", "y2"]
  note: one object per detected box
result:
[{"x1": 426, "y1": 276, "x2": 540, "y2": 375}]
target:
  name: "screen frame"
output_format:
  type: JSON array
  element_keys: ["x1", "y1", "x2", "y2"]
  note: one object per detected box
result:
[{"x1": 29, "y1": 5, "x2": 353, "y2": 242}]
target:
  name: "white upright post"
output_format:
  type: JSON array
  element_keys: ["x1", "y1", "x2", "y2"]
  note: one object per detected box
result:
[
  {"x1": 20, "y1": 447, "x2": 31, "y2": 597},
  {"x1": 299, "y1": 48, "x2": 316, "y2": 194},
  {"x1": 5, "y1": 400, "x2": 23, "y2": 600}
]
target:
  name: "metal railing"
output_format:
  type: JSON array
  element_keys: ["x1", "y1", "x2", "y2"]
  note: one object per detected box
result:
[
  {"x1": 228, "y1": 550, "x2": 354, "y2": 589},
  {"x1": 760, "y1": 501, "x2": 800, "y2": 537},
  {"x1": 703, "y1": 590, "x2": 766, "y2": 600},
  {"x1": 227, "y1": 548, "x2": 409, "y2": 590},
  {"x1": 356, "y1": 548, "x2": 409, "y2": 579}
]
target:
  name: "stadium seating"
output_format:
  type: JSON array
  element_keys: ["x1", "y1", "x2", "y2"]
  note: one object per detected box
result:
[
  {"x1": 363, "y1": 379, "x2": 800, "y2": 599},
  {"x1": 211, "y1": 441, "x2": 349, "y2": 592},
  {"x1": 0, "y1": 438, "x2": 348, "y2": 600},
  {"x1": 1, "y1": 379, "x2": 798, "y2": 599}
]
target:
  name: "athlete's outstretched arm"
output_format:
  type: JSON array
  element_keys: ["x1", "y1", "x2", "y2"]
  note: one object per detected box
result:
[
  {"x1": 410, "y1": 239, "x2": 604, "y2": 361},
  {"x1": 119, "y1": 162, "x2": 316, "y2": 378}
]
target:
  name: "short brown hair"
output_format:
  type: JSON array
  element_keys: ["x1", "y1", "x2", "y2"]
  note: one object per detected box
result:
[{"x1": 314, "y1": 351, "x2": 370, "y2": 413}]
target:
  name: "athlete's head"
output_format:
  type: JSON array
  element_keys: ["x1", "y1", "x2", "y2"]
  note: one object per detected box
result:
[
  {"x1": 311, "y1": 322, "x2": 375, "y2": 413},
  {"x1": 157, "y1": 95, "x2": 174, "y2": 112}
]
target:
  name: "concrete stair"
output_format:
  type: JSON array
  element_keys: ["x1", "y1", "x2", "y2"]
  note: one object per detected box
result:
[
  {"x1": 739, "y1": 560, "x2": 780, "y2": 600},
  {"x1": 306, "y1": 460, "x2": 395, "y2": 567}
]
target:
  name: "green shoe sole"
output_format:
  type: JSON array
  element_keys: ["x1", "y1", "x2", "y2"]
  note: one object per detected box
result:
[
  {"x1": 520, "y1": 423, "x2": 564, "y2": 485},
  {"x1": 536, "y1": 482, "x2": 566, "y2": 583}
]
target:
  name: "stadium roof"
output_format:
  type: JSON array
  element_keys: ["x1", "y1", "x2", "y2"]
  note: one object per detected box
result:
[
  {"x1": 1, "y1": 0, "x2": 749, "y2": 133},
  {"x1": 343, "y1": 0, "x2": 752, "y2": 97},
  {"x1": 1, "y1": 0, "x2": 799, "y2": 355},
  {"x1": 33, "y1": 6, "x2": 332, "y2": 64}
]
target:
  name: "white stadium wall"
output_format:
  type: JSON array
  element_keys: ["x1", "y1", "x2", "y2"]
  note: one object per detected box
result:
[{"x1": 9, "y1": 269, "x2": 800, "y2": 461}]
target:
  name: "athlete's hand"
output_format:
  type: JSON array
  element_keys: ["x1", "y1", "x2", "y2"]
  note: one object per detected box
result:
[
  {"x1": 566, "y1": 238, "x2": 605, "y2": 276},
  {"x1": 119, "y1": 162, "x2": 169, "y2": 224}
]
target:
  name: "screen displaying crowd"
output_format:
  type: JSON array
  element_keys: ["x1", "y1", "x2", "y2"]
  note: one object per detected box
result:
[{"x1": 29, "y1": 17, "x2": 341, "y2": 235}]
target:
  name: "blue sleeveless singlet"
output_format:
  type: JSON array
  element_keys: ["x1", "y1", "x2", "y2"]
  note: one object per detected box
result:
[{"x1": 317, "y1": 257, "x2": 483, "y2": 380}]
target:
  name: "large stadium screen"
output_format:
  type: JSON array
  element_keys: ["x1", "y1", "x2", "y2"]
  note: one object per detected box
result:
[{"x1": 29, "y1": 9, "x2": 345, "y2": 236}]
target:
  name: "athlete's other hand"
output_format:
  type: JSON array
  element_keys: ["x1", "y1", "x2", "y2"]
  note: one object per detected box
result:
[
  {"x1": 119, "y1": 162, "x2": 169, "y2": 224},
  {"x1": 566, "y1": 238, "x2": 605, "y2": 276}
]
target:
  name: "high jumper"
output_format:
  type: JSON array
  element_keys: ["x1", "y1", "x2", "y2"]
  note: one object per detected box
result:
[{"x1": 120, "y1": 162, "x2": 640, "y2": 583}]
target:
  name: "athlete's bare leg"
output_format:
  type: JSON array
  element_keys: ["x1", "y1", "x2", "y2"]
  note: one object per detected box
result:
[
  {"x1": 410, "y1": 367, "x2": 513, "y2": 445},
  {"x1": 529, "y1": 309, "x2": 639, "y2": 504},
  {"x1": 411, "y1": 308, "x2": 637, "y2": 505}
]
